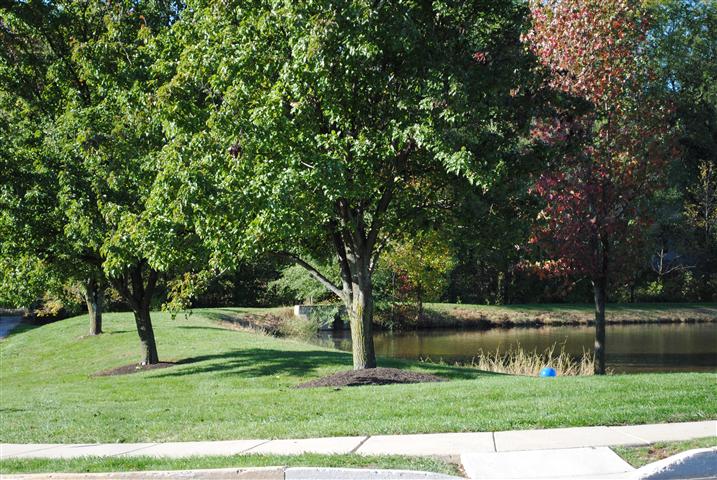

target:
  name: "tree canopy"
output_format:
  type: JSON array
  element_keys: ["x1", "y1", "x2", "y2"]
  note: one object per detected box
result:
[
  {"x1": 0, "y1": 0, "x2": 204, "y2": 363},
  {"x1": 157, "y1": 0, "x2": 532, "y2": 368}
]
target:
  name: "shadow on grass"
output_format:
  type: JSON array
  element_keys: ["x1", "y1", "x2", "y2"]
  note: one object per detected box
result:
[
  {"x1": 103, "y1": 329, "x2": 134, "y2": 335},
  {"x1": 198, "y1": 310, "x2": 256, "y2": 323},
  {"x1": 175, "y1": 326, "x2": 238, "y2": 332},
  {"x1": 150, "y1": 347, "x2": 495, "y2": 381}
]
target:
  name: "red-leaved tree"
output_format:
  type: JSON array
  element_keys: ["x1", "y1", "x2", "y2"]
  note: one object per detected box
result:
[{"x1": 523, "y1": 0, "x2": 674, "y2": 374}]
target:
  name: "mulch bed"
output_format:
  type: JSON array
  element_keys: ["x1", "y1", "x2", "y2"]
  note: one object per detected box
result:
[
  {"x1": 295, "y1": 367, "x2": 446, "y2": 388},
  {"x1": 92, "y1": 362, "x2": 177, "y2": 377}
]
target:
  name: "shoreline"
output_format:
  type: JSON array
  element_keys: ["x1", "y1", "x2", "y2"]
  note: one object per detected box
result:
[
  {"x1": 402, "y1": 303, "x2": 717, "y2": 330},
  {"x1": 204, "y1": 303, "x2": 717, "y2": 333},
  {"x1": 402, "y1": 314, "x2": 717, "y2": 331}
]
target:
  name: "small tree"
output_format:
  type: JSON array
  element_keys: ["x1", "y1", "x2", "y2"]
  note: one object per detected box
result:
[
  {"x1": 383, "y1": 232, "x2": 456, "y2": 320},
  {"x1": 524, "y1": 0, "x2": 673, "y2": 373}
]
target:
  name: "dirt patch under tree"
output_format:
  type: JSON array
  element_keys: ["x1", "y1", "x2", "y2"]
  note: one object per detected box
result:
[
  {"x1": 295, "y1": 367, "x2": 446, "y2": 388},
  {"x1": 93, "y1": 362, "x2": 177, "y2": 377}
]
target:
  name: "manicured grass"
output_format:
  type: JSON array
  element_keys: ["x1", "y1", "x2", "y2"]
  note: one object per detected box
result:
[
  {"x1": 1, "y1": 310, "x2": 715, "y2": 443},
  {"x1": 0, "y1": 454, "x2": 460, "y2": 476},
  {"x1": 614, "y1": 437, "x2": 717, "y2": 468},
  {"x1": 424, "y1": 302, "x2": 717, "y2": 326}
]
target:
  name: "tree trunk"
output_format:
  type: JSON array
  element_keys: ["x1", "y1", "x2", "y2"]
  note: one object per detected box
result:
[
  {"x1": 496, "y1": 271, "x2": 505, "y2": 305},
  {"x1": 346, "y1": 266, "x2": 376, "y2": 370},
  {"x1": 592, "y1": 277, "x2": 607, "y2": 375},
  {"x1": 416, "y1": 285, "x2": 424, "y2": 322},
  {"x1": 505, "y1": 267, "x2": 514, "y2": 305},
  {"x1": 84, "y1": 279, "x2": 103, "y2": 336},
  {"x1": 110, "y1": 264, "x2": 160, "y2": 365},
  {"x1": 134, "y1": 303, "x2": 159, "y2": 365}
]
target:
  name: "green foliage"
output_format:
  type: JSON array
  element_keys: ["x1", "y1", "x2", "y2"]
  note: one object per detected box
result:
[
  {"x1": 278, "y1": 315, "x2": 321, "y2": 340},
  {"x1": 157, "y1": 0, "x2": 533, "y2": 367},
  {"x1": 383, "y1": 232, "x2": 456, "y2": 306},
  {"x1": 269, "y1": 263, "x2": 339, "y2": 305},
  {"x1": 644, "y1": 0, "x2": 717, "y2": 300},
  {"x1": 0, "y1": 255, "x2": 52, "y2": 308},
  {"x1": 684, "y1": 161, "x2": 717, "y2": 245},
  {"x1": 0, "y1": 1, "x2": 206, "y2": 301},
  {"x1": 158, "y1": 0, "x2": 531, "y2": 282}
]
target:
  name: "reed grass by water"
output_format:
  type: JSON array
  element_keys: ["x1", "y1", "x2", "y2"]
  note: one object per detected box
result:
[{"x1": 438, "y1": 343, "x2": 597, "y2": 376}]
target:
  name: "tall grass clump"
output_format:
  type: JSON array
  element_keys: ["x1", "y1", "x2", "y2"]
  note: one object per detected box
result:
[{"x1": 467, "y1": 343, "x2": 596, "y2": 376}]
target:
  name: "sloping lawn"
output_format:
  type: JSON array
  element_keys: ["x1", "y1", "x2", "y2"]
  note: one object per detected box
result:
[{"x1": 1, "y1": 310, "x2": 715, "y2": 443}]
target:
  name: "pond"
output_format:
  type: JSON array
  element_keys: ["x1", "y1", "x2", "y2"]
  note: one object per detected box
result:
[{"x1": 314, "y1": 322, "x2": 717, "y2": 373}]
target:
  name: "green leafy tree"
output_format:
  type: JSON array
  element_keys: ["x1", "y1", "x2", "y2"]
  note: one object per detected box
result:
[
  {"x1": 0, "y1": 1, "x2": 197, "y2": 363},
  {"x1": 161, "y1": 0, "x2": 531, "y2": 369},
  {"x1": 0, "y1": 1, "x2": 108, "y2": 332},
  {"x1": 383, "y1": 232, "x2": 456, "y2": 319},
  {"x1": 647, "y1": 0, "x2": 717, "y2": 298}
]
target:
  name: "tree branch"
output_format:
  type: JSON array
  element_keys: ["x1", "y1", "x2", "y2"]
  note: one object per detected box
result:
[
  {"x1": 142, "y1": 268, "x2": 159, "y2": 311},
  {"x1": 109, "y1": 274, "x2": 139, "y2": 312},
  {"x1": 366, "y1": 141, "x2": 414, "y2": 251},
  {"x1": 369, "y1": 234, "x2": 390, "y2": 273},
  {"x1": 366, "y1": 184, "x2": 394, "y2": 251},
  {"x1": 276, "y1": 252, "x2": 346, "y2": 301},
  {"x1": 329, "y1": 220, "x2": 354, "y2": 298}
]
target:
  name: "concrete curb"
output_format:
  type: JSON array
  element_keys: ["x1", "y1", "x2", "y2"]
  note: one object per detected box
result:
[{"x1": 0, "y1": 466, "x2": 463, "y2": 480}]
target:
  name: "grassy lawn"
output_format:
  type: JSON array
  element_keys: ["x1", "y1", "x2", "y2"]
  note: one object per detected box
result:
[
  {"x1": 614, "y1": 437, "x2": 717, "y2": 467},
  {"x1": 1, "y1": 310, "x2": 715, "y2": 444},
  {"x1": 424, "y1": 302, "x2": 717, "y2": 326},
  {"x1": 0, "y1": 454, "x2": 460, "y2": 476}
]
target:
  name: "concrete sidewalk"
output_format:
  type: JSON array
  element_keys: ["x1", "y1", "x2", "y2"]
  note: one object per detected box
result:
[
  {"x1": 462, "y1": 447, "x2": 635, "y2": 479},
  {"x1": 461, "y1": 446, "x2": 717, "y2": 480},
  {"x1": 1, "y1": 420, "x2": 714, "y2": 460}
]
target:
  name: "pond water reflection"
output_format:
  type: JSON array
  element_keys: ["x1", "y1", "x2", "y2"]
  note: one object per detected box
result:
[{"x1": 315, "y1": 322, "x2": 717, "y2": 373}]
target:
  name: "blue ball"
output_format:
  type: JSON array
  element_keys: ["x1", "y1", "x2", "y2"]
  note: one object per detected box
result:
[{"x1": 539, "y1": 367, "x2": 557, "y2": 377}]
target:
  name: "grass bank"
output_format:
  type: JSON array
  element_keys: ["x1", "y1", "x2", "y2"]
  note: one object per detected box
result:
[
  {"x1": 0, "y1": 454, "x2": 460, "y2": 476},
  {"x1": 1, "y1": 309, "x2": 715, "y2": 443},
  {"x1": 419, "y1": 302, "x2": 717, "y2": 328}
]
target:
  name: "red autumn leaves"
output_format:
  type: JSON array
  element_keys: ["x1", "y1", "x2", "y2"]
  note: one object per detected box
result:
[{"x1": 522, "y1": 0, "x2": 673, "y2": 282}]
